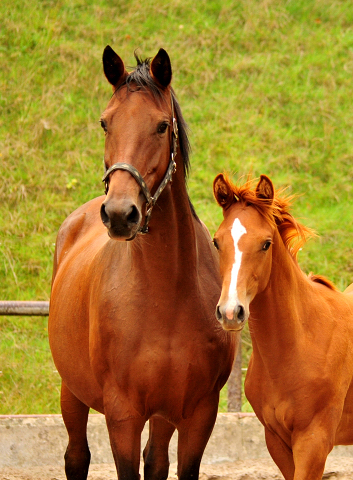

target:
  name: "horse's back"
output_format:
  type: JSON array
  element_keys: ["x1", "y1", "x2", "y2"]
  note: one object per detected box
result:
[{"x1": 344, "y1": 283, "x2": 353, "y2": 296}]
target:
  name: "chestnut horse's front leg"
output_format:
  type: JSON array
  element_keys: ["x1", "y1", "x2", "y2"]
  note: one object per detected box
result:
[
  {"x1": 143, "y1": 416, "x2": 176, "y2": 480},
  {"x1": 291, "y1": 424, "x2": 334, "y2": 480},
  {"x1": 61, "y1": 382, "x2": 91, "y2": 480},
  {"x1": 264, "y1": 428, "x2": 295, "y2": 480}
]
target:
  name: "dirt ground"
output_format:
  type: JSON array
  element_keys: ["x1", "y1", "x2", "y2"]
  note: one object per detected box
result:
[{"x1": 1, "y1": 457, "x2": 353, "y2": 480}]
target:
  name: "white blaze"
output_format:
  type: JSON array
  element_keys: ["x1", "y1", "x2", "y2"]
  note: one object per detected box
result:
[{"x1": 226, "y1": 218, "x2": 247, "y2": 316}]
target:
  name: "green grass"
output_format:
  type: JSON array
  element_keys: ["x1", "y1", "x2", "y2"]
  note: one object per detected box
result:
[{"x1": 1, "y1": 0, "x2": 353, "y2": 413}]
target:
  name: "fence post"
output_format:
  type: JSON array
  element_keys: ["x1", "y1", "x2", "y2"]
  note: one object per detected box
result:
[{"x1": 227, "y1": 336, "x2": 242, "y2": 412}]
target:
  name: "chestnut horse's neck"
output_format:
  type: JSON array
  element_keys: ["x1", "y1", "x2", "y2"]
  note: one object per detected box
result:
[{"x1": 249, "y1": 228, "x2": 312, "y2": 358}]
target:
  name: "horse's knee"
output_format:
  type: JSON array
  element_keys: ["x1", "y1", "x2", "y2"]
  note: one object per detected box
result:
[{"x1": 64, "y1": 442, "x2": 91, "y2": 480}]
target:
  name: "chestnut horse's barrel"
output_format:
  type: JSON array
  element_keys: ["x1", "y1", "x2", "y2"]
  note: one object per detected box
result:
[{"x1": 0, "y1": 301, "x2": 49, "y2": 316}]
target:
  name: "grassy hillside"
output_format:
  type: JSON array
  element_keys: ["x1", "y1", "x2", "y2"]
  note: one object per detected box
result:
[{"x1": 1, "y1": 0, "x2": 353, "y2": 413}]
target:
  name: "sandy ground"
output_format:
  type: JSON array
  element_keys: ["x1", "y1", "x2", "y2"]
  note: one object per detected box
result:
[{"x1": 1, "y1": 457, "x2": 353, "y2": 480}]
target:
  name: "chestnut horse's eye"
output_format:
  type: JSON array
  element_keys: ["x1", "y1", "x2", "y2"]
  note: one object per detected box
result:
[
  {"x1": 157, "y1": 122, "x2": 169, "y2": 134},
  {"x1": 100, "y1": 119, "x2": 107, "y2": 133},
  {"x1": 262, "y1": 240, "x2": 272, "y2": 251},
  {"x1": 213, "y1": 238, "x2": 220, "y2": 250}
]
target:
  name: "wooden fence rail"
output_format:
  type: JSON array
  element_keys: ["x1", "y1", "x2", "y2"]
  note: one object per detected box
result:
[{"x1": 0, "y1": 301, "x2": 49, "y2": 316}]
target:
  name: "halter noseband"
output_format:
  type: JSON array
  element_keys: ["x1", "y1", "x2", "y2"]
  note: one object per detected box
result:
[{"x1": 102, "y1": 94, "x2": 178, "y2": 234}]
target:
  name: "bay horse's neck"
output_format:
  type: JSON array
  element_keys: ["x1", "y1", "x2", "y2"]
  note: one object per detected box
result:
[
  {"x1": 130, "y1": 153, "x2": 200, "y2": 272},
  {"x1": 249, "y1": 228, "x2": 310, "y2": 359}
]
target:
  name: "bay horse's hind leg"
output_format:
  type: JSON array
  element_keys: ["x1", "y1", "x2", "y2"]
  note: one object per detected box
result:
[
  {"x1": 143, "y1": 416, "x2": 176, "y2": 480},
  {"x1": 61, "y1": 382, "x2": 91, "y2": 480}
]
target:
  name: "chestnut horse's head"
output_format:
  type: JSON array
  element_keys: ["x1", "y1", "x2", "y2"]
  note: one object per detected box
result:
[
  {"x1": 100, "y1": 46, "x2": 189, "y2": 240},
  {"x1": 213, "y1": 173, "x2": 315, "y2": 331},
  {"x1": 212, "y1": 174, "x2": 275, "y2": 331}
]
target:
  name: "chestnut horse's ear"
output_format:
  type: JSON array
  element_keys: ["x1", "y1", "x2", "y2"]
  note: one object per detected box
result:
[
  {"x1": 103, "y1": 45, "x2": 127, "y2": 87},
  {"x1": 150, "y1": 49, "x2": 172, "y2": 88},
  {"x1": 213, "y1": 174, "x2": 236, "y2": 209},
  {"x1": 256, "y1": 175, "x2": 274, "y2": 201}
]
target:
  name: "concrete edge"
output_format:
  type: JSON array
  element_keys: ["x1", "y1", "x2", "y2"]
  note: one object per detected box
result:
[{"x1": 0, "y1": 413, "x2": 352, "y2": 468}]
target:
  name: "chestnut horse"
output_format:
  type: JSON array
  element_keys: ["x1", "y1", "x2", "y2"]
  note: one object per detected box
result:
[
  {"x1": 213, "y1": 173, "x2": 353, "y2": 480},
  {"x1": 48, "y1": 47, "x2": 236, "y2": 480}
]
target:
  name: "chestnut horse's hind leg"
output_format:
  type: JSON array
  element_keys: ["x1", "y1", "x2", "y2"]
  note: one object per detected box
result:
[
  {"x1": 143, "y1": 416, "x2": 176, "y2": 480},
  {"x1": 61, "y1": 382, "x2": 91, "y2": 480}
]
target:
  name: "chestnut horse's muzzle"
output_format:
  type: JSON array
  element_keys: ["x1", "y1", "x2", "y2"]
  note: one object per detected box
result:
[{"x1": 215, "y1": 301, "x2": 248, "y2": 331}]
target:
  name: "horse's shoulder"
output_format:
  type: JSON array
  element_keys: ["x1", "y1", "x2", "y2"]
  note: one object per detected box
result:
[{"x1": 53, "y1": 196, "x2": 105, "y2": 275}]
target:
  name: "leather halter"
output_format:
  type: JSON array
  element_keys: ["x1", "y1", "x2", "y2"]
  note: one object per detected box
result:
[{"x1": 102, "y1": 94, "x2": 178, "y2": 234}]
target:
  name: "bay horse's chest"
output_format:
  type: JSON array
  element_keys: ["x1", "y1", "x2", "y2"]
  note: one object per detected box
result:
[{"x1": 50, "y1": 227, "x2": 230, "y2": 417}]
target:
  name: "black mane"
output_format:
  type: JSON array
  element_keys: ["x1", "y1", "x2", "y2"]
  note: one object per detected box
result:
[{"x1": 115, "y1": 54, "x2": 191, "y2": 179}]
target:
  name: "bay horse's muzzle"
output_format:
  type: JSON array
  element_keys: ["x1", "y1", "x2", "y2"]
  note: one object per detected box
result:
[
  {"x1": 100, "y1": 198, "x2": 142, "y2": 240},
  {"x1": 215, "y1": 301, "x2": 248, "y2": 331}
]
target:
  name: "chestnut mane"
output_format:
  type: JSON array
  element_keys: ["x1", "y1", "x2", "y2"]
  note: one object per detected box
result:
[{"x1": 219, "y1": 175, "x2": 337, "y2": 291}]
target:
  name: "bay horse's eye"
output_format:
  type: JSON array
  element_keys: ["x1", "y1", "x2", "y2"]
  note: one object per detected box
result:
[
  {"x1": 262, "y1": 240, "x2": 272, "y2": 251},
  {"x1": 100, "y1": 119, "x2": 107, "y2": 133},
  {"x1": 157, "y1": 122, "x2": 169, "y2": 134},
  {"x1": 213, "y1": 239, "x2": 220, "y2": 250}
]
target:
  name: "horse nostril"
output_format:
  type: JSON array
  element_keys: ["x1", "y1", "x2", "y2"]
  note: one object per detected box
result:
[
  {"x1": 126, "y1": 205, "x2": 140, "y2": 225},
  {"x1": 100, "y1": 203, "x2": 110, "y2": 227},
  {"x1": 236, "y1": 305, "x2": 245, "y2": 322},
  {"x1": 215, "y1": 305, "x2": 222, "y2": 321}
]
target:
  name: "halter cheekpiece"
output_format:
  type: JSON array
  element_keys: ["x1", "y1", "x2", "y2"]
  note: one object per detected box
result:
[{"x1": 102, "y1": 94, "x2": 178, "y2": 234}]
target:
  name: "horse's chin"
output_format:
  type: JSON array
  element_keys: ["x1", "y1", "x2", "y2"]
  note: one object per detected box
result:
[
  {"x1": 106, "y1": 225, "x2": 140, "y2": 241},
  {"x1": 222, "y1": 324, "x2": 245, "y2": 333},
  {"x1": 218, "y1": 318, "x2": 247, "y2": 332}
]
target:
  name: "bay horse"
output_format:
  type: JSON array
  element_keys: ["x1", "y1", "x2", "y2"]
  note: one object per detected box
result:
[
  {"x1": 213, "y1": 173, "x2": 353, "y2": 480},
  {"x1": 48, "y1": 46, "x2": 236, "y2": 480}
]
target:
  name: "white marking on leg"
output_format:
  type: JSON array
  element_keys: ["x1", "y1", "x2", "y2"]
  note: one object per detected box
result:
[{"x1": 226, "y1": 218, "x2": 247, "y2": 319}]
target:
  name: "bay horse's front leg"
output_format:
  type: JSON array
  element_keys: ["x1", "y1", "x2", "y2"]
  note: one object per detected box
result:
[
  {"x1": 104, "y1": 401, "x2": 146, "y2": 480},
  {"x1": 176, "y1": 393, "x2": 219, "y2": 480},
  {"x1": 143, "y1": 416, "x2": 176, "y2": 480},
  {"x1": 61, "y1": 382, "x2": 91, "y2": 480}
]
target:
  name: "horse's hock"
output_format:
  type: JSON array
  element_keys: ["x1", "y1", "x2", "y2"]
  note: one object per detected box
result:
[{"x1": 1, "y1": 413, "x2": 353, "y2": 469}]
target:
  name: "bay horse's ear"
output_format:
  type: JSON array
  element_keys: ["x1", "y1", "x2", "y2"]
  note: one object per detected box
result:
[
  {"x1": 150, "y1": 49, "x2": 172, "y2": 88},
  {"x1": 103, "y1": 45, "x2": 127, "y2": 87},
  {"x1": 213, "y1": 174, "x2": 235, "y2": 209},
  {"x1": 256, "y1": 175, "x2": 274, "y2": 201}
]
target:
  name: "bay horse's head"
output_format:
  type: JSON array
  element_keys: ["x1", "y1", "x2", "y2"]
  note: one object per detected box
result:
[
  {"x1": 100, "y1": 46, "x2": 188, "y2": 240},
  {"x1": 213, "y1": 173, "x2": 313, "y2": 331}
]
